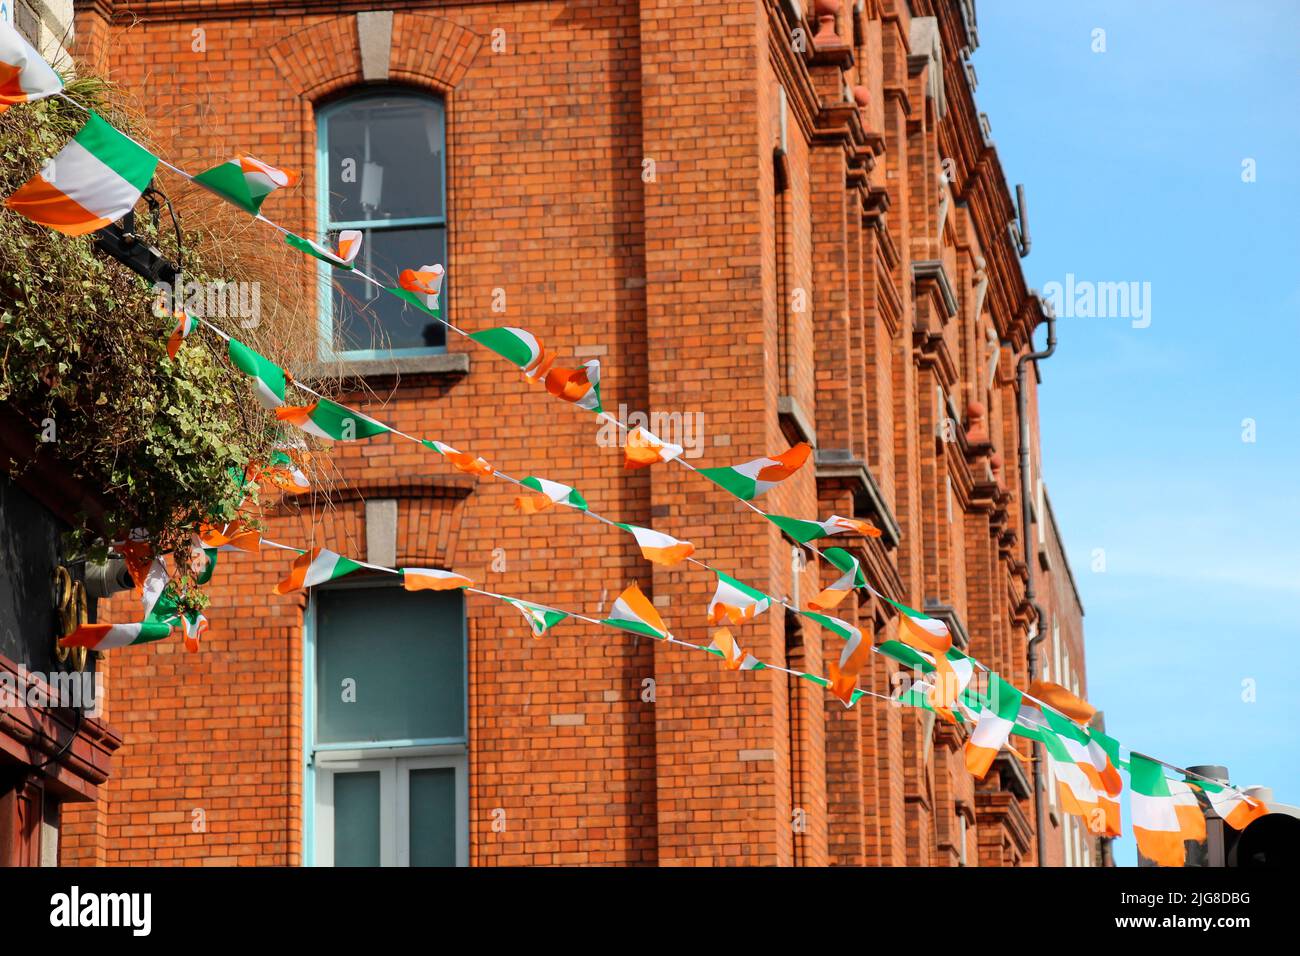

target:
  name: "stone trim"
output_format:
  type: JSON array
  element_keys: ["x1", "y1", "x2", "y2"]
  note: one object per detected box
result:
[
  {"x1": 269, "y1": 12, "x2": 483, "y2": 100},
  {"x1": 295, "y1": 352, "x2": 470, "y2": 384}
]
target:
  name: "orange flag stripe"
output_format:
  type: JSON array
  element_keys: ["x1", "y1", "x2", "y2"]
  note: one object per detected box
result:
[
  {"x1": 5, "y1": 173, "x2": 117, "y2": 236},
  {"x1": 402, "y1": 568, "x2": 474, "y2": 592},
  {"x1": 755, "y1": 442, "x2": 811, "y2": 483}
]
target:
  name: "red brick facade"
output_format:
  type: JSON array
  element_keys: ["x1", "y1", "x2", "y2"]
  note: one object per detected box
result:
[{"x1": 60, "y1": 0, "x2": 1097, "y2": 866}]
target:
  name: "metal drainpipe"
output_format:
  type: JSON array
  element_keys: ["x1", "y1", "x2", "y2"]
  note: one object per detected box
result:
[{"x1": 1015, "y1": 301, "x2": 1056, "y2": 866}]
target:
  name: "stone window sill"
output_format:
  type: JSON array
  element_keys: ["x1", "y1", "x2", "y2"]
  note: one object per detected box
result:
[{"x1": 297, "y1": 352, "x2": 470, "y2": 383}]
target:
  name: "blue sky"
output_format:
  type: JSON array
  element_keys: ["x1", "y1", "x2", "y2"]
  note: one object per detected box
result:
[{"x1": 974, "y1": 0, "x2": 1300, "y2": 865}]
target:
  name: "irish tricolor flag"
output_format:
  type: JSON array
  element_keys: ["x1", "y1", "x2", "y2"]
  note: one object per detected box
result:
[
  {"x1": 276, "y1": 400, "x2": 390, "y2": 441},
  {"x1": 709, "y1": 628, "x2": 761, "y2": 671},
  {"x1": 423, "y1": 439, "x2": 493, "y2": 477},
  {"x1": 228, "y1": 338, "x2": 287, "y2": 410},
  {"x1": 503, "y1": 597, "x2": 568, "y2": 637},
  {"x1": 469, "y1": 326, "x2": 543, "y2": 368},
  {"x1": 5, "y1": 110, "x2": 158, "y2": 236},
  {"x1": 1130, "y1": 753, "x2": 1205, "y2": 867},
  {"x1": 1192, "y1": 780, "x2": 1269, "y2": 831},
  {"x1": 965, "y1": 674, "x2": 1023, "y2": 778},
  {"x1": 394, "y1": 264, "x2": 444, "y2": 315},
  {"x1": 1026, "y1": 678, "x2": 1096, "y2": 724},
  {"x1": 803, "y1": 611, "x2": 867, "y2": 707},
  {"x1": 188, "y1": 535, "x2": 219, "y2": 586},
  {"x1": 285, "y1": 230, "x2": 362, "y2": 269},
  {"x1": 468, "y1": 327, "x2": 553, "y2": 381},
  {"x1": 1, "y1": 22, "x2": 63, "y2": 111},
  {"x1": 514, "y1": 476, "x2": 587, "y2": 514},
  {"x1": 255, "y1": 449, "x2": 311, "y2": 495},
  {"x1": 402, "y1": 568, "x2": 473, "y2": 592},
  {"x1": 544, "y1": 360, "x2": 602, "y2": 413},
  {"x1": 603, "y1": 583, "x2": 669, "y2": 638},
  {"x1": 60, "y1": 620, "x2": 172, "y2": 651},
  {"x1": 806, "y1": 547, "x2": 864, "y2": 611},
  {"x1": 897, "y1": 610, "x2": 951, "y2": 655},
  {"x1": 617, "y1": 523, "x2": 694, "y2": 566},
  {"x1": 877, "y1": 637, "x2": 974, "y2": 717},
  {"x1": 707, "y1": 570, "x2": 772, "y2": 626},
  {"x1": 164, "y1": 309, "x2": 197, "y2": 360},
  {"x1": 199, "y1": 520, "x2": 262, "y2": 553},
  {"x1": 194, "y1": 156, "x2": 297, "y2": 215},
  {"x1": 763, "y1": 512, "x2": 881, "y2": 543},
  {"x1": 179, "y1": 611, "x2": 209, "y2": 653},
  {"x1": 623, "y1": 427, "x2": 683, "y2": 469},
  {"x1": 1042, "y1": 731, "x2": 1106, "y2": 818},
  {"x1": 1043, "y1": 708, "x2": 1124, "y2": 798},
  {"x1": 274, "y1": 548, "x2": 363, "y2": 594},
  {"x1": 698, "y1": 443, "x2": 811, "y2": 501}
]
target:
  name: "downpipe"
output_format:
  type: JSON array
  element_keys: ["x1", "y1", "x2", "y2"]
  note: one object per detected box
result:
[{"x1": 1015, "y1": 302, "x2": 1056, "y2": 865}]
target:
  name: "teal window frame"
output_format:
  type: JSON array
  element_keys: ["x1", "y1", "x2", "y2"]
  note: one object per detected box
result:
[{"x1": 314, "y1": 89, "x2": 448, "y2": 362}]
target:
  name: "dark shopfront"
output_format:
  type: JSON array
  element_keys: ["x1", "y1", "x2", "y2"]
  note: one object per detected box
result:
[{"x1": 0, "y1": 412, "x2": 120, "y2": 866}]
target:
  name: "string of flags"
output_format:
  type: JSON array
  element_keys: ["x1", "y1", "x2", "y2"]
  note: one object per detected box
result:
[
  {"x1": 3, "y1": 26, "x2": 1271, "y2": 865},
  {"x1": 56, "y1": 523, "x2": 1269, "y2": 867}
]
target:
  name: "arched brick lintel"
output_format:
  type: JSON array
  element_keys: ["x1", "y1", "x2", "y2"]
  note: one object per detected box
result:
[{"x1": 269, "y1": 11, "x2": 484, "y2": 103}]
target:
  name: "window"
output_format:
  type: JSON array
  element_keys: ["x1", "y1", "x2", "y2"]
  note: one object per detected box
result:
[
  {"x1": 1054, "y1": 620, "x2": 1064, "y2": 685},
  {"x1": 305, "y1": 580, "x2": 468, "y2": 866},
  {"x1": 1036, "y1": 477, "x2": 1046, "y2": 544},
  {"x1": 316, "y1": 90, "x2": 447, "y2": 358}
]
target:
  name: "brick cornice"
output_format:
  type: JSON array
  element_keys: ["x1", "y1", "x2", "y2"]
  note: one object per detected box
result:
[
  {"x1": 974, "y1": 788, "x2": 1033, "y2": 856},
  {"x1": 99, "y1": 0, "x2": 501, "y2": 21},
  {"x1": 764, "y1": 0, "x2": 820, "y2": 145}
]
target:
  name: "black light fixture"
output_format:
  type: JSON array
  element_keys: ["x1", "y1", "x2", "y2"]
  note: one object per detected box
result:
[{"x1": 91, "y1": 186, "x2": 180, "y2": 287}]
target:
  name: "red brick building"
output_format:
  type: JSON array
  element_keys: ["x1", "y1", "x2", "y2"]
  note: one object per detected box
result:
[{"x1": 56, "y1": 0, "x2": 1099, "y2": 866}]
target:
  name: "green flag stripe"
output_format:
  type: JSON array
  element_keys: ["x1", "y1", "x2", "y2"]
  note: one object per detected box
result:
[
  {"x1": 602, "y1": 619, "x2": 664, "y2": 638},
  {"x1": 310, "y1": 399, "x2": 389, "y2": 439},
  {"x1": 1129, "y1": 752, "x2": 1172, "y2": 797},
  {"x1": 764, "y1": 513, "x2": 824, "y2": 543},
  {"x1": 81, "y1": 112, "x2": 158, "y2": 192},
  {"x1": 388, "y1": 287, "x2": 440, "y2": 318},
  {"x1": 228, "y1": 338, "x2": 286, "y2": 397},
  {"x1": 800, "y1": 610, "x2": 853, "y2": 640},
  {"x1": 714, "y1": 569, "x2": 770, "y2": 602},
  {"x1": 468, "y1": 328, "x2": 533, "y2": 366},
  {"x1": 698, "y1": 466, "x2": 756, "y2": 501},
  {"x1": 194, "y1": 161, "x2": 258, "y2": 214},
  {"x1": 823, "y1": 547, "x2": 866, "y2": 586}
]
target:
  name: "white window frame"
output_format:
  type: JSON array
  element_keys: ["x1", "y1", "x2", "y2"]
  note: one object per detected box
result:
[
  {"x1": 315, "y1": 89, "x2": 449, "y2": 362},
  {"x1": 315, "y1": 756, "x2": 397, "y2": 868},
  {"x1": 314, "y1": 745, "x2": 468, "y2": 867}
]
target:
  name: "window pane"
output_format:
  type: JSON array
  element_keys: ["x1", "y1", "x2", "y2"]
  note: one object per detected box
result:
[
  {"x1": 326, "y1": 95, "x2": 444, "y2": 223},
  {"x1": 333, "y1": 771, "x2": 381, "y2": 867},
  {"x1": 316, "y1": 586, "x2": 465, "y2": 744},
  {"x1": 331, "y1": 225, "x2": 446, "y2": 352},
  {"x1": 409, "y1": 768, "x2": 456, "y2": 867}
]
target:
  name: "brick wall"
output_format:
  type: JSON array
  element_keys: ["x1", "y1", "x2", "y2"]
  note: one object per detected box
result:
[{"x1": 60, "y1": 0, "x2": 1091, "y2": 867}]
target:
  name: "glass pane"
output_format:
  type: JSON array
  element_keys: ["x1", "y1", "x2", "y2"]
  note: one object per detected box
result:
[
  {"x1": 331, "y1": 226, "x2": 446, "y2": 352},
  {"x1": 326, "y1": 94, "x2": 444, "y2": 223},
  {"x1": 333, "y1": 771, "x2": 381, "y2": 867},
  {"x1": 316, "y1": 586, "x2": 465, "y2": 744},
  {"x1": 409, "y1": 768, "x2": 456, "y2": 867}
]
